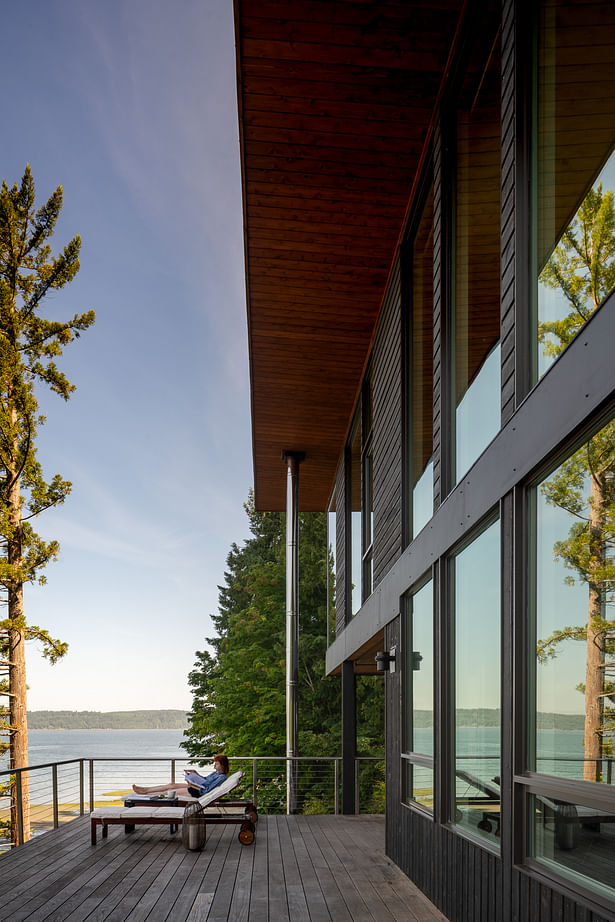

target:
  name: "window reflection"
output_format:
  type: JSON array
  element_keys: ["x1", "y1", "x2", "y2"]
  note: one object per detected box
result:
[
  {"x1": 403, "y1": 578, "x2": 434, "y2": 810},
  {"x1": 533, "y1": 416, "x2": 615, "y2": 783},
  {"x1": 349, "y1": 419, "x2": 362, "y2": 617},
  {"x1": 531, "y1": 793, "x2": 615, "y2": 901},
  {"x1": 454, "y1": 520, "x2": 501, "y2": 843},
  {"x1": 453, "y1": 28, "x2": 501, "y2": 481},
  {"x1": 536, "y1": 1, "x2": 615, "y2": 377},
  {"x1": 326, "y1": 492, "x2": 336, "y2": 645}
]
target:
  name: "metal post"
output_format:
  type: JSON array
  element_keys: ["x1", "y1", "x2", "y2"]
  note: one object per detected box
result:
[
  {"x1": 15, "y1": 771, "x2": 24, "y2": 845},
  {"x1": 341, "y1": 659, "x2": 357, "y2": 814},
  {"x1": 52, "y1": 764, "x2": 59, "y2": 829},
  {"x1": 79, "y1": 760, "x2": 84, "y2": 816},
  {"x1": 253, "y1": 758, "x2": 258, "y2": 810},
  {"x1": 89, "y1": 760, "x2": 94, "y2": 812},
  {"x1": 282, "y1": 449, "x2": 305, "y2": 814},
  {"x1": 171, "y1": 759, "x2": 176, "y2": 784},
  {"x1": 334, "y1": 758, "x2": 339, "y2": 815}
]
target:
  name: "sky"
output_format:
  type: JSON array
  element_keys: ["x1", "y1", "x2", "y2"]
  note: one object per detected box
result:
[{"x1": 1, "y1": 0, "x2": 255, "y2": 711}]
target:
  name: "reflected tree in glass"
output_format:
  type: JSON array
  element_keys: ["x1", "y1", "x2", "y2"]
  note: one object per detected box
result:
[{"x1": 538, "y1": 184, "x2": 615, "y2": 780}]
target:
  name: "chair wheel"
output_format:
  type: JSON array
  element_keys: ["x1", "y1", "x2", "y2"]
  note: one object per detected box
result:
[{"x1": 238, "y1": 822, "x2": 255, "y2": 845}]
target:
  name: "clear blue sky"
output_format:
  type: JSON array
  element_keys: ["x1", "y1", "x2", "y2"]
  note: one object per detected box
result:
[{"x1": 2, "y1": 0, "x2": 255, "y2": 711}]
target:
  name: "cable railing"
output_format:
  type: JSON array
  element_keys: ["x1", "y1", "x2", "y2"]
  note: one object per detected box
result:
[{"x1": 0, "y1": 754, "x2": 385, "y2": 851}]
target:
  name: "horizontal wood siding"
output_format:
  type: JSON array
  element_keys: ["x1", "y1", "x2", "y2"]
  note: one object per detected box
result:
[{"x1": 373, "y1": 257, "x2": 403, "y2": 587}]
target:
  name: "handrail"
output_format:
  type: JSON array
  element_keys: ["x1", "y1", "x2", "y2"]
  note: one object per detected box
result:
[{"x1": 0, "y1": 754, "x2": 385, "y2": 850}]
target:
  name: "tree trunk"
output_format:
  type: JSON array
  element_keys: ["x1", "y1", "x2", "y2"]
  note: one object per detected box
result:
[
  {"x1": 7, "y1": 462, "x2": 30, "y2": 844},
  {"x1": 584, "y1": 473, "x2": 606, "y2": 782}
]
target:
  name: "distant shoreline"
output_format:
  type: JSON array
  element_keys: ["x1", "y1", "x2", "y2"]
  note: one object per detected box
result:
[{"x1": 26, "y1": 710, "x2": 188, "y2": 731}]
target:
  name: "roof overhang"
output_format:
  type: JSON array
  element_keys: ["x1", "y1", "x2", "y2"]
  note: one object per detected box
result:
[{"x1": 235, "y1": 0, "x2": 463, "y2": 510}]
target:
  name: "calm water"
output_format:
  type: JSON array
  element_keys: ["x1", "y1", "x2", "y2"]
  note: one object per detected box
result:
[{"x1": 0, "y1": 729, "x2": 214, "y2": 808}]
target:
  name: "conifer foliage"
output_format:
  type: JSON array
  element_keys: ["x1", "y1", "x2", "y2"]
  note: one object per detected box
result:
[
  {"x1": 0, "y1": 166, "x2": 94, "y2": 840},
  {"x1": 183, "y1": 494, "x2": 384, "y2": 811}
]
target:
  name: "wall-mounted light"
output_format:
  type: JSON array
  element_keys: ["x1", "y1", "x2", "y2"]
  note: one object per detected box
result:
[{"x1": 375, "y1": 645, "x2": 397, "y2": 673}]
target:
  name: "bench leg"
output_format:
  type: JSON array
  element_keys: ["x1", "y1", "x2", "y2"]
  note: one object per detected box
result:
[{"x1": 91, "y1": 819, "x2": 97, "y2": 845}]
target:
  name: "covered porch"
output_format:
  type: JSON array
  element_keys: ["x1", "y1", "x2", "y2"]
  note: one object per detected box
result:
[{"x1": 0, "y1": 812, "x2": 446, "y2": 921}]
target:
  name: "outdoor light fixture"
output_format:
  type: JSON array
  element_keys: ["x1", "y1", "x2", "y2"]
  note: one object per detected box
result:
[{"x1": 375, "y1": 646, "x2": 397, "y2": 673}]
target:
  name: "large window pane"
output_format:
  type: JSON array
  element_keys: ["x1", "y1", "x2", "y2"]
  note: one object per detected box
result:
[
  {"x1": 408, "y1": 181, "x2": 434, "y2": 538},
  {"x1": 454, "y1": 520, "x2": 501, "y2": 843},
  {"x1": 535, "y1": 1, "x2": 615, "y2": 378},
  {"x1": 531, "y1": 792, "x2": 615, "y2": 902},
  {"x1": 349, "y1": 419, "x2": 362, "y2": 617},
  {"x1": 403, "y1": 578, "x2": 434, "y2": 810},
  {"x1": 533, "y1": 416, "x2": 615, "y2": 783},
  {"x1": 453, "y1": 28, "x2": 501, "y2": 481},
  {"x1": 327, "y1": 491, "x2": 336, "y2": 644}
]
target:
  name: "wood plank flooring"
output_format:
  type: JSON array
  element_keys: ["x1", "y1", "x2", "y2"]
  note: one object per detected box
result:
[{"x1": 0, "y1": 814, "x2": 448, "y2": 921}]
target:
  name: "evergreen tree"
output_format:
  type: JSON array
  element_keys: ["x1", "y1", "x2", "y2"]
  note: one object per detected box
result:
[
  {"x1": 537, "y1": 182, "x2": 615, "y2": 780},
  {"x1": 183, "y1": 493, "x2": 384, "y2": 810},
  {"x1": 0, "y1": 166, "x2": 94, "y2": 840}
]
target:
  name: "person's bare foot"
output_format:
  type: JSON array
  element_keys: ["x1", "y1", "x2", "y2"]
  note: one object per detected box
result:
[{"x1": 132, "y1": 784, "x2": 148, "y2": 794}]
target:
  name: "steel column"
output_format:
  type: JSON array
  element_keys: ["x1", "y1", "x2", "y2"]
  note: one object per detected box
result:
[
  {"x1": 341, "y1": 659, "x2": 357, "y2": 814},
  {"x1": 283, "y1": 449, "x2": 305, "y2": 814}
]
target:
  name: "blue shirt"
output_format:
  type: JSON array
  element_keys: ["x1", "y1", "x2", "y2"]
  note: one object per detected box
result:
[{"x1": 198, "y1": 771, "x2": 226, "y2": 795}]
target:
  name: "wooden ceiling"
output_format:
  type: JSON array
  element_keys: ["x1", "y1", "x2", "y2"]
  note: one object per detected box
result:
[{"x1": 235, "y1": 0, "x2": 463, "y2": 510}]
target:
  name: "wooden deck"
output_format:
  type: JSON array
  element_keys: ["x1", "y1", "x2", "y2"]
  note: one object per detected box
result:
[{"x1": 0, "y1": 813, "x2": 447, "y2": 921}]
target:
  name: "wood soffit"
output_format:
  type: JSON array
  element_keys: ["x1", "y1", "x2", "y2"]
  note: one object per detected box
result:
[{"x1": 235, "y1": 0, "x2": 463, "y2": 510}]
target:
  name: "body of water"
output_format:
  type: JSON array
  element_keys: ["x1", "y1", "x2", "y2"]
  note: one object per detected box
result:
[{"x1": 0, "y1": 729, "x2": 214, "y2": 809}]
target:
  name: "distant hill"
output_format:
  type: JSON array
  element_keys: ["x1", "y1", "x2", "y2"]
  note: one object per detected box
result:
[
  {"x1": 27, "y1": 710, "x2": 189, "y2": 730},
  {"x1": 413, "y1": 709, "x2": 584, "y2": 731}
]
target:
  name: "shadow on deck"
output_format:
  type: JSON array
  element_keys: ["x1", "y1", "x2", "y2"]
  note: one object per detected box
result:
[{"x1": 0, "y1": 813, "x2": 447, "y2": 921}]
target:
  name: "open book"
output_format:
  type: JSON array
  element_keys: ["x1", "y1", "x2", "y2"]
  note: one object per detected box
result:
[{"x1": 184, "y1": 770, "x2": 206, "y2": 787}]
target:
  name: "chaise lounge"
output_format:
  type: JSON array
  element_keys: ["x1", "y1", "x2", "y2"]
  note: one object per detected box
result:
[{"x1": 90, "y1": 770, "x2": 257, "y2": 847}]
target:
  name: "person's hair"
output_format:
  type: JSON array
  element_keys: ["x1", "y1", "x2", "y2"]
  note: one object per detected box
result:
[{"x1": 214, "y1": 753, "x2": 229, "y2": 774}]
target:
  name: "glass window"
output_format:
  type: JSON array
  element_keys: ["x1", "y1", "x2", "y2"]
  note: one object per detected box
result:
[
  {"x1": 453, "y1": 519, "x2": 501, "y2": 844},
  {"x1": 532, "y1": 415, "x2": 615, "y2": 784},
  {"x1": 453, "y1": 27, "x2": 502, "y2": 482},
  {"x1": 362, "y1": 379, "x2": 374, "y2": 599},
  {"x1": 403, "y1": 577, "x2": 434, "y2": 811},
  {"x1": 535, "y1": 1, "x2": 615, "y2": 378},
  {"x1": 530, "y1": 791, "x2": 615, "y2": 903},
  {"x1": 327, "y1": 490, "x2": 336, "y2": 645},
  {"x1": 405, "y1": 179, "x2": 434, "y2": 540},
  {"x1": 349, "y1": 417, "x2": 362, "y2": 618}
]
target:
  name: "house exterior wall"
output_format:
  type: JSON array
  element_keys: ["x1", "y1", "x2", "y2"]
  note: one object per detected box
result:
[{"x1": 328, "y1": 1, "x2": 615, "y2": 919}]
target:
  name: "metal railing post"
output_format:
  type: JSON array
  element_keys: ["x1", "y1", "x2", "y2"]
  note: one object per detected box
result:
[
  {"x1": 354, "y1": 760, "x2": 360, "y2": 815},
  {"x1": 79, "y1": 760, "x2": 85, "y2": 816},
  {"x1": 89, "y1": 760, "x2": 95, "y2": 812},
  {"x1": 609, "y1": 759, "x2": 613, "y2": 785},
  {"x1": 171, "y1": 759, "x2": 176, "y2": 783},
  {"x1": 52, "y1": 764, "x2": 59, "y2": 829},
  {"x1": 253, "y1": 758, "x2": 258, "y2": 809},
  {"x1": 15, "y1": 770, "x2": 24, "y2": 846},
  {"x1": 334, "y1": 759, "x2": 339, "y2": 815}
]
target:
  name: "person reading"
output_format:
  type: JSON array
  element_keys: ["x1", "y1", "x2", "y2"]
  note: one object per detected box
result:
[{"x1": 132, "y1": 754, "x2": 229, "y2": 798}]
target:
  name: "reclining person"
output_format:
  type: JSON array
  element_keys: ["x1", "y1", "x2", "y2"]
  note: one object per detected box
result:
[{"x1": 132, "y1": 754, "x2": 229, "y2": 798}]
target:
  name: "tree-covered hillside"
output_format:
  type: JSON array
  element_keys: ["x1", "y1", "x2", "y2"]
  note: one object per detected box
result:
[{"x1": 27, "y1": 710, "x2": 188, "y2": 729}]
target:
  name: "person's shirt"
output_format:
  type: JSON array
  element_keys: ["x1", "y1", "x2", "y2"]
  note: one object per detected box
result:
[{"x1": 198, "y1": 770, "x2": 226, "y2": 795}]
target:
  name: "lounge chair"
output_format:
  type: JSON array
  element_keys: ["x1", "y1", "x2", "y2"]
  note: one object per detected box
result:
[{"x1": 90, "y1": 770, "x2": 257, "y2": 847}]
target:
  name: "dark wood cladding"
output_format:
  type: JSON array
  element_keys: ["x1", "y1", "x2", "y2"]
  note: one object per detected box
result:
[
  {"x1": 236, "y1": 0, "x2": 463, "y2": 510},
  {"x1": 372, "y1": 256, "x2": 402, "y2": 588},
  {"x1": 500, "y1": 0, "x2": 516, "y2": 424}
]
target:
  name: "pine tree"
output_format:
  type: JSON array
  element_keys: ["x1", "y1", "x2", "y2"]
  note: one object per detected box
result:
[
  {"x1": 0, "y1": 166, "x2": 94, "y2": 840},
  {"x1": 537, "y1": 182, "x2": 615, "y2": 780}
]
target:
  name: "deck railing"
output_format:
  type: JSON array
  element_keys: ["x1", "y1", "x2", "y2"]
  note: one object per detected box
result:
[{"x1": 0, "y1": 754, "x2": 385, "y2": 849}]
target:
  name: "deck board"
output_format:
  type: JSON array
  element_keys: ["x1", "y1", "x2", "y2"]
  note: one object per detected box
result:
[{"x1": 0, "y1": 814, "x2": 448, "y2": 921}]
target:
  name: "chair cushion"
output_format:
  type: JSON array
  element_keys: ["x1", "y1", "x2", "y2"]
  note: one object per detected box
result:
[{"x1": 197, "y1": 770, "x2": 243, "y2": 806}]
